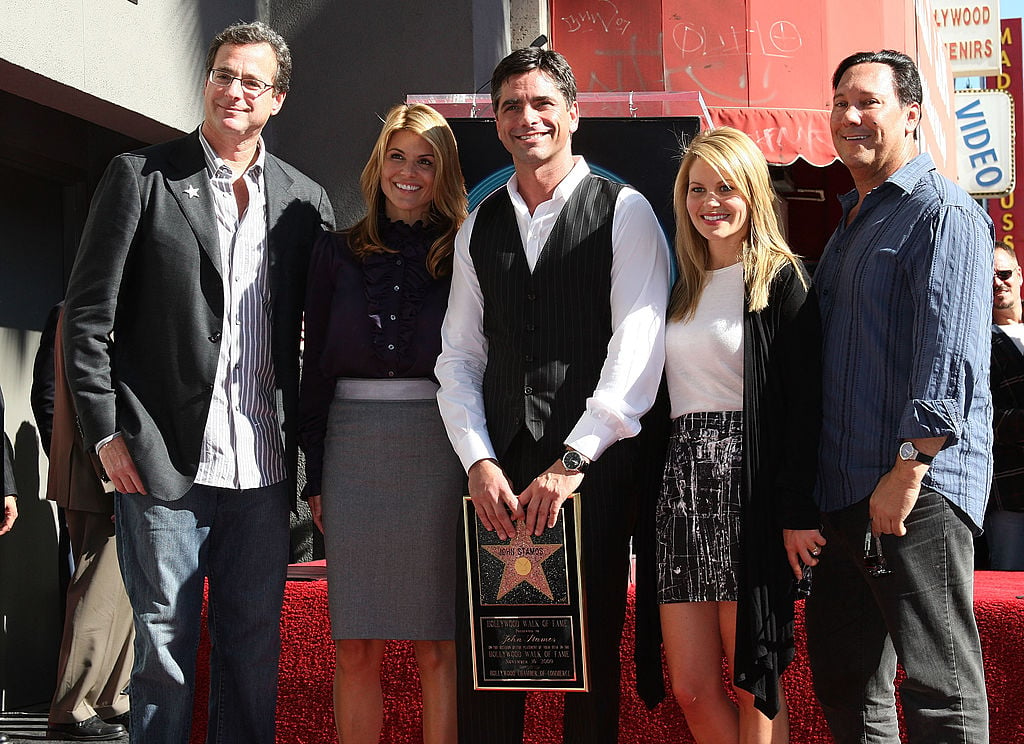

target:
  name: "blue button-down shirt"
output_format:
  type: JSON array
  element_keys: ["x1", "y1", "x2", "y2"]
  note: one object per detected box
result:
[{"x1": 814, "y1": 153, "x2": 993, "y2": 530}]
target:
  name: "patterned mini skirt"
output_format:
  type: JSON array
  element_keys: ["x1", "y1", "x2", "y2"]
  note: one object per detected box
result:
[{"x1": 656, "y1": 409, "x2": 743, "y2": 604}]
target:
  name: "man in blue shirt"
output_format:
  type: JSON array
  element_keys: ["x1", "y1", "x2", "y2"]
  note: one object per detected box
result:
[{"x1": 808, "y1": 50, "x2": 993, "y2": 743}]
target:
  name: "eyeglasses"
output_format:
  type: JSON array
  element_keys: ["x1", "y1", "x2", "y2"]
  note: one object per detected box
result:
[
  {"x1": 863, "y1": 523, "x2": 893, "y2": 577},
  {"x1": 208, "y1": 69, "x2": 274, "y2": 95},
  {"x1": 995, "y1": 269, "x2": 1014, "y2": 282}
]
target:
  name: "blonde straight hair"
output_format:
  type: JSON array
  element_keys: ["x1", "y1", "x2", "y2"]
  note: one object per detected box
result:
[
  {"x1": 348, "y1": 103, "x2": 468, "y2": 278},
  {"x1": 668, "y1": 127, "x2": 806, "y2": 322}
]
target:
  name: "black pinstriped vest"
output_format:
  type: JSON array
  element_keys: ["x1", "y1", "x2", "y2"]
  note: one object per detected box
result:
[{"x1": 469, "y1": 174, "x2": 623, "y2": 460}]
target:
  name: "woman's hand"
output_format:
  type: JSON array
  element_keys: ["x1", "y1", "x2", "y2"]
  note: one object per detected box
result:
[{"x1": 783, "y1": 528, "x2": 826, "y2": 581}]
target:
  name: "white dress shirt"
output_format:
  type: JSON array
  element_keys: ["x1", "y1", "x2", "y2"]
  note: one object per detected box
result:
[{"x1": 435, "y1": 157, "x2": 670, "y2": 472}]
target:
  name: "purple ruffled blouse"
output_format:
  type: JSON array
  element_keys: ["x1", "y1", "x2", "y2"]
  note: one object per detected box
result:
[{"x1": 298, "y1": 218, "x2": 451, "y2": 496}]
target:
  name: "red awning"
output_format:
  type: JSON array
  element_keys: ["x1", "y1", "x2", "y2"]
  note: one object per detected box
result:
[{"x1": 709, "y1": 107, "x2": 838, "y2": 167}]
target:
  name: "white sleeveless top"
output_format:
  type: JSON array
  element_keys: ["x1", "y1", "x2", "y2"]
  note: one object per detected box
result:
[{"x1": 665, "y1": 262, "x2": 744, "y2": 418}]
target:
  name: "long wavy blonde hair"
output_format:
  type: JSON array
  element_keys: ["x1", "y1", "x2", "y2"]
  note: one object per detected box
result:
[
  {"x1": 669, "y1": 126, "x2": 805, "y2": 321},
  {"x1": 347, "y1": 103, "x2": 468, "y2": 278}
]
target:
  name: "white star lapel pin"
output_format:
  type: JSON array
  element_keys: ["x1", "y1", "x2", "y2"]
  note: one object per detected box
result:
[{"x1": 184, "y1": 185, "x2": 200, "y2": 199}]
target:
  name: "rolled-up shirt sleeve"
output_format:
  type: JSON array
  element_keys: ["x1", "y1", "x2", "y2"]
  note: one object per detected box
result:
[{"x1": 898, "y1": 202, "x2": 992, "y2": 446}]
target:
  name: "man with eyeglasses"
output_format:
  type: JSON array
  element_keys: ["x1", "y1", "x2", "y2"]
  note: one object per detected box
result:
[
  {"x1": 808, "y1": 50, "x2": 992, "y2": 743},
  {"x1": 62, "y1": 20, "x2": 334, "y2": 744},
  {"x1": 988, "y1": 241, "x2": 1024, "y2": 570}
]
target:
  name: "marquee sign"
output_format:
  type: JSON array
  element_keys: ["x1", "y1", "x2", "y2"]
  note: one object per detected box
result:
[
  {"x1": 931, "y1": 0, "x2": 1002, "y2": 77},
  {"x1": 954, "y1": 89, "x2": 1014, "y2": 197}
]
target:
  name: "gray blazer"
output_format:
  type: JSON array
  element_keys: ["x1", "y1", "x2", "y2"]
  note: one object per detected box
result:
[{"x1": 63, "y1": 130, "x2": 335, "y2": 504}]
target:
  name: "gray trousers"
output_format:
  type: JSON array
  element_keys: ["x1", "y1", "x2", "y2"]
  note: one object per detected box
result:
[{"x1": 805, "y1": 490, "x2": 988, "y2": 744}]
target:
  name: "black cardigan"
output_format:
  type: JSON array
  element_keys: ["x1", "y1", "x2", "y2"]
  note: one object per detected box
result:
[{"x1": 633, "y1": 261, "x2": 822, "y2": 717}]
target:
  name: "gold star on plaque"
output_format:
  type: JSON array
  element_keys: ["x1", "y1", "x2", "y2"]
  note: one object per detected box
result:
[{"x1": 482, "y1": 520, "x2": 562, "y2": 600}]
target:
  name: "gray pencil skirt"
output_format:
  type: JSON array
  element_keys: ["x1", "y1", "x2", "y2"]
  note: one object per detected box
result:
[{"x1": 321, "y1": 379, "x2": 464, "y2": 640}]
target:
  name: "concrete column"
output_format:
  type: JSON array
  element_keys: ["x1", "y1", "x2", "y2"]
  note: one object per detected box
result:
[{"x1": 510, "y1": 0, "x2": 549, "y2": 48}]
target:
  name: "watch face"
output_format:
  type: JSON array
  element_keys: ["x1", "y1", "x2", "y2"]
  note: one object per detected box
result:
[
  {"x1": 562, "y1": 451, "x2": 584, "y2": 471},
  {"x1": 899, "y1": 442, "x2": 916, "y2": 460}
]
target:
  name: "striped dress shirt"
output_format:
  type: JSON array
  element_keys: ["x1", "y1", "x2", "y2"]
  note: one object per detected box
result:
[
  {"x1": 813, "y1": 153, "x2": 993, "y2": 530},
  {"x1": 194, "y1": 131, "x2": 285, "y2": 490}
]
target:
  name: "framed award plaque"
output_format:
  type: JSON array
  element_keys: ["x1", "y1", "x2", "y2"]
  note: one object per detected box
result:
[{"x1": 463, "y1": 494, "x2": 588, "y2": 692}]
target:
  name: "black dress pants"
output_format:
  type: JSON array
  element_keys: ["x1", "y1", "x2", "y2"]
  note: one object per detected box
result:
[{"x1": 455, "y1": 429, "x2": 636, "y2": 743}]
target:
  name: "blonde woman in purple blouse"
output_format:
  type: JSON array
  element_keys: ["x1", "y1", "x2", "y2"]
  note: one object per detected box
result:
[{"x1": 299, "y1": 103, "x2": 467, "y2": 744}]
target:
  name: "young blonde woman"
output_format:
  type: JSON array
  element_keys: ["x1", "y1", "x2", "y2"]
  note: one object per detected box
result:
[
  {"x1": 656, "y1": 127, "x2": 824, "y2": 743},
  {"x1": 298, "y1": 103, "x2": 467, "y2": 743}
]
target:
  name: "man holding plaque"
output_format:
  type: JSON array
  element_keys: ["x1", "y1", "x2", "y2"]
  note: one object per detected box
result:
[{"x1": 436, "y1": 47, "x2": 670, "y2": 743}]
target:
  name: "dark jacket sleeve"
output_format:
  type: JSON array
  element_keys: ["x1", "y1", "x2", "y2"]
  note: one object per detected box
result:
[
  {"x1": 768, "y1": 265, "x2": 823, "y2": 530},
  {"x1": 298, "y1": 232, "x2": 342, "y2": 499},
  {"x1": 2, "y1": 386, "x2": 13, "y2": 498},
  {"x1": 991, "y1": 330, "x2": 1024, "y2": 446},
  {"x1": 992, "y1": 404, "x2": 1024, "y2": 443},
  {"x1": 31, "y1": 302, "x2": 63, "y2": 457},
  {"x1": 3, "y1": 433, "x2": 15, "y2": 498},
  {"x1": 989, "y1": 329, "x2": 1024, "y2": 512},
  {"x1": 63, "y1": 154, "x2": 142, "y2": 451}
]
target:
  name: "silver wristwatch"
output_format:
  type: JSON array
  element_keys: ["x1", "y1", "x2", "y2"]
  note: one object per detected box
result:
[
  {"x1": 898, "y1": 441, "x2": 934, "y2": 465},
  {"x1": 561, "y1": 449, "x2": 590, "y2": 474}
]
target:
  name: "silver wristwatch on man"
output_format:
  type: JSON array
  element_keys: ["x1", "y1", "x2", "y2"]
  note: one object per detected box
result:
[
  {"x1": 898, "y1": 441, "x2": 934, "y2": 465},
  {"x1": 561, "y1": 449, "x2": 590, "y2": 475}
]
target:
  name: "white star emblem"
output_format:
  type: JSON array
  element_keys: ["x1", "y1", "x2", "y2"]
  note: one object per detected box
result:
[{"x1": 184, "y1": 185, "x2": 200, "y2": 199}]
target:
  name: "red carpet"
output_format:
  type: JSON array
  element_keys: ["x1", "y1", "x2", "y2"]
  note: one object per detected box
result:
[{"x1": 190, "y1": 570, "x2": 1024, "y2": 743}]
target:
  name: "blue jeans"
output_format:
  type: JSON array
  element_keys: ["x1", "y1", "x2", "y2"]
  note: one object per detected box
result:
[
  {"x1": 115, "y1": 482, "x2": 289, "y2": 744},
  {"x1": 805, "y1": 490, "x2": 988, "y2": 744},
  {"x1": 984, "y1": 509, "x2": 1024, "y2": 570}
]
